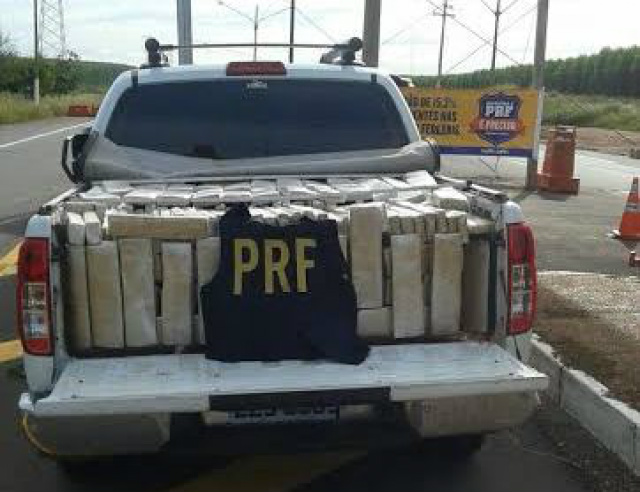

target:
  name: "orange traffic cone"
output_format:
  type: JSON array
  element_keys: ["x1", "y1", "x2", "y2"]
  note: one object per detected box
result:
[{"x1": 613, "y1": 177, "x2": 640, "y2": 241}]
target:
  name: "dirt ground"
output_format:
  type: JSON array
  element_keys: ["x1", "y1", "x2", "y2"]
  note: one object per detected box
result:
[
  {"x1": 534, "y1": 272, "x2": 640, "y2": 410},
  {"x1": 542, "y1": 126, "x2": 640, "y2": 156}
]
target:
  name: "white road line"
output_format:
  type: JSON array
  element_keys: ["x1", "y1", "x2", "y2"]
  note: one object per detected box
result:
[{"x1": 0, "y1": 122, "x2": 90, "y2": 150}]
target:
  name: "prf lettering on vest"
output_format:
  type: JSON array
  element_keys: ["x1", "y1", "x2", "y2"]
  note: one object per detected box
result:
[{"x1": 233, "y1": 238, "x2": 317, "y2": 295}]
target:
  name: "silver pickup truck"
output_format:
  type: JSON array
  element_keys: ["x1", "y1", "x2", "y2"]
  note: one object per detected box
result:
[{"x1": 17, "y1": 45, "x2": 547, "y2": 462}]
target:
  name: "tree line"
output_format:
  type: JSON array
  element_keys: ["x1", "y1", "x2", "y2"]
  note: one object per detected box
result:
[
  {"x1": 0, "y1": 31, "x2": 83, "y2": 95},
  {"x1": 0, "y1": 31, "x2": 129, "y2": 96},
  {"x1": 413, "y1": 46, "x2": 640, "y2": 98}
]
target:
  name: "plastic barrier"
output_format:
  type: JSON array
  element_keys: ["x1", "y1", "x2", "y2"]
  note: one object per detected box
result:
[
  {"x1": 67, "y1": 104, "x2": 99, "y2": 117},
  {"x1": 537, "y1": 126, "x2": 580, "y2": 194}
]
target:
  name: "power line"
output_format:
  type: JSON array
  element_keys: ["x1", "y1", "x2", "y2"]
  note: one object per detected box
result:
[
  {"x1": 449, "y1": 12, "x2": 521, "y2": 66},
  {"x1": 502, "y1": 0, "x2": 523, "y2": 14},
  {"x1": 381, "y1": 13, "x2": 430, "y2": 45},
  {"x1": 444, "y1": 2, "x2": 536, "y2": 74},
  {"x1": 294, "y1": 7, "x2": 336, "y2": 43},
  {"x1": 445, "y1": 44, "x2": 487, "y2": 74},
  {"x1": 261, "y1": 0, "x2": 287, "y2": 19},
  {"x1": 521, "y1": 5, "x2": 536, "y2": 62},
  {"x1": 481, "y1": 0, "x2": 521, "y2": 15},
  {"x1": 501, "y1": 2, "x2": 537, "y2": 34},
  {"x1": 426, "y1": 0, "x2": 522, "y2": 67},
  {"x1": 479, "y1": 0, "x2": 494, "y2": 14},
  {"x1": 216, "y1": 1, "x2": 253, "y2": 24},
  {"x1": 258, "y1": 6, "x2": 291, "y2": 23},
  {"x1": 215, "y1": 1, "x2": 291, "y2": 61}
]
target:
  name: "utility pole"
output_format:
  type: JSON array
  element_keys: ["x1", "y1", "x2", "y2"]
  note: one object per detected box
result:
[
  {"x1": 526, "y1": 0, "x2": 549, "y2": 190},
  {"x1": 177, "y1": 0, "x2": 193, "y2": 64},
  {"x1": 289, "y1": 0, "x2": 296, "y2": 63},
  {"x1": 532, "y1": 0, "x2": 549, "y2": 90},
  {"x1": 490, "y1": 0, "x2": 502, "y2": 71},
  {"x1": 434, "y1": 0, "x2": 454, "y2": 86},
  {"x1": 362, "y1": 0, "x2": 381, "y2": 67},
  {"x1": 33, "y1": 0, "x2": 39, "y2": 105},
  {"x1": 253, "y1": 4, "x2": 259, "y2": 61}
]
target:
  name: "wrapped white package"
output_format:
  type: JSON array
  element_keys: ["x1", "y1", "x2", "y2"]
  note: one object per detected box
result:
[
  {"x1": 120, "y1": 239, "x2": 158, "y2": 347},
  {"x1": 161, "y1": 243, "x2": 193, "y2": 346},
  {"x1": 191, "y1": 186, "x2": 224, "y2": 206},
  {"x1": 431, "y1": 233, "x2": 464, "y2": 336},
  {"x1": 349, "y1": 203, "x2": 385, "y2": 308},
  {"x1": 86, "y1": 241, "x2": 125, "y2": 348},
  {"x1": 433, "y1": 187, "x2": 470, "y2": 211},
  {"x1": 391, "y1": 234, "x2": 426, "y2": 338}
]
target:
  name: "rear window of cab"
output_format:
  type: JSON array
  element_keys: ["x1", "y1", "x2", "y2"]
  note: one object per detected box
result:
[{"x1": 105, "y1": 79, "x2": 409, "y2": 160}]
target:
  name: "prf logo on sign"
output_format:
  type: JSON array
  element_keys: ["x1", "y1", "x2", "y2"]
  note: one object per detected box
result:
[{"x1": 470, "y1": 92, "x2": 526, "y2": 147}]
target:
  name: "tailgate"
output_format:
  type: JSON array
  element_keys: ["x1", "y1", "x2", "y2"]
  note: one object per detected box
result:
[{"x1": 25, "y1": 342, "x2": 547, "y2": 417}]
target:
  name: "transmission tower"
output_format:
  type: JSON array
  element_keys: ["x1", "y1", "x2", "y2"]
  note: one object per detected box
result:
[{"x1": 38, "y1": 0, "x2": 67, "y2": 58}]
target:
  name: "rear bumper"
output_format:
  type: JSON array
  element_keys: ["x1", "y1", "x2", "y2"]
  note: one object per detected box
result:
[
  {"x1": 20, "y1": 342, "x2": 547, "y2": 417},
  {"x1": 18, "y1": 342, "x2": 546, "y2": 456},
  {"x1": 20, "y1": 392, "x2": 540, "y2": 457}
]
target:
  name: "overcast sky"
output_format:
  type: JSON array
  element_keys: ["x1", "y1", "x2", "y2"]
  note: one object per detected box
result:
[{"x1": 1, "y1": 0, "x2": 637, "y2": 74}]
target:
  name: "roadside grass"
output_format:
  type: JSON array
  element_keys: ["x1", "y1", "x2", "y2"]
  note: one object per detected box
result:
[
  {"x1": 0, "y1": 92, "x2": 102, "y2": 125},
  {"x1": 544, "y1": 93, "x2": 640, "y2": 132}
]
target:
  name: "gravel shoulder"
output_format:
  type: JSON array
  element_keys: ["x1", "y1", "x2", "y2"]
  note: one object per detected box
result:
[{"x1": 534, "y1": 272, "x2": 640, "y2": 410}]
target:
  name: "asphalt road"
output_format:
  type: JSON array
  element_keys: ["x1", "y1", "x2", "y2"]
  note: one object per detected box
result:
[
  {"x1": 441, "y1": 150, "x2": 640, "y2": 275},
  {"x1": 0, "y1": 117, "x2": 89, "y2": 257},
  {"x1": 0, "y1": 118, "x2": 90, "y2": 345},
  {"x1": 0, "y1": 118, "x2": 639, "y2": 492}
]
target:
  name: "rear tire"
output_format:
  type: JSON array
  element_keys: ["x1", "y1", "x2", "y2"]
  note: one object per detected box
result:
[
  {"x1": 443, "y1": 434, "x2": 485, "y2": 459},
  {"x1": 54, "y1": 456, "x2": 103, "y2": 477},
  {"x1": 415, "y1": 434, "x2": 486, "y2": 461}
]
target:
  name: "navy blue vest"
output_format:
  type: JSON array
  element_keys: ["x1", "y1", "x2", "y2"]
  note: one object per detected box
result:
[{"x1": 201, "y1": 205, "x2": 369, "y2": 365}]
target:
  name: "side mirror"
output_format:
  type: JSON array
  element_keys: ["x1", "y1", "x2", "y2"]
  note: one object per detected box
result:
[
  {"x1": 71, "y1": 132, "x2": 89, "y2": 160},
  {"x1": 61, "y1": 132, "x2": 90, "y2": 183}
]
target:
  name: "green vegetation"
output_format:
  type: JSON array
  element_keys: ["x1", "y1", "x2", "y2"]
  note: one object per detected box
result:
[
  {"x1": 73, "y1": 60, "x2": 131, "y2": 93},
  {"x1": 411, "y1": 44, "x2": 640, "y2": 132},
  {"x1": 543, "y1": 93, "x2": 640, "y2": 132},
  {"x1": 0, "y1": 29, "x2": 129, "y2": 124},
  {"x1": 414, "y1": 46, "x2": 640, "y2": 98},
  {"x1": 0, "y1": 92, "x2": 102, "y2": 124},
  {"x1": 0, "y1": 53, "x2": 129, "y2": 97}
]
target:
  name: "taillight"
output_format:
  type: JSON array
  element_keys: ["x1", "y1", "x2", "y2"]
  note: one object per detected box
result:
[
  {"x1": 16, "y1": 238, "x2": 53, "y2": 356},
  {"x1": 507, "y1": 223, "x2": 537, "y2": 335},
  {"x1": 226, "y1": 61, "x2": 287, "y2": 76}
]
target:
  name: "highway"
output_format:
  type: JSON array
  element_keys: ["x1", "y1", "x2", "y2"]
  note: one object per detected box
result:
[
  {"x1": 0, "y1": 118, "x2": 638, "y2": 492},
  {"x1": 442, "y1": 149, "x2": 640, "y2": 275}
]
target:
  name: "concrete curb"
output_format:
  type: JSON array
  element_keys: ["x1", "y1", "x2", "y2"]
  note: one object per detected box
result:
[{"x1": 530, "y1": 337, "x2": 640, "y2": 474}]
